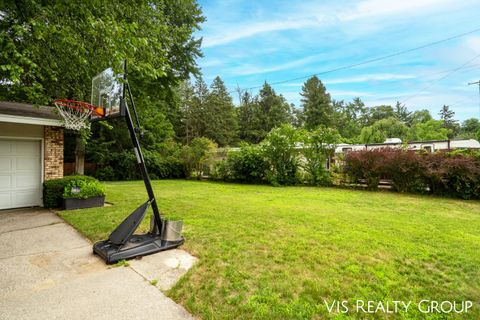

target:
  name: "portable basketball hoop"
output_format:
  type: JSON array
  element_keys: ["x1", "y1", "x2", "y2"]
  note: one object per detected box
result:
[
  {"x1": 55, "y1": 61, "x2": 184, "y2": 264},
  {"x1": 54, "y1": 99, "x2": 96, "y2": 131}
]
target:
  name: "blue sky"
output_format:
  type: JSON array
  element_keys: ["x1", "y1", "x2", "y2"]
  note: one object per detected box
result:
[{"x1": 195, "y1": 0, "x2": 480, "y2": 121}]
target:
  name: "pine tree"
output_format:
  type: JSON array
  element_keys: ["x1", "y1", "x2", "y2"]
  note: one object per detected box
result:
[
  {"x1": 238, "y1": 91, "x2": 258, "y2": 143},
  {"x1": 394, "y1": 101, "x2": 412, "y2": 124},
  {"x1": 179, "y1": 77, "x2": 209, "y2": 143},
  {"x1": 204, "y1": 76, "x2": 238, "y2": 146},
  {"x1": 253, "y1": 82, "x2": 292, "y2": 142},
  {"x1": 301, "y1": 76, "x2": 333, "y2": 129},
  {"x1": 439, "y1": 105, "x2": 458, "y2": 138}
]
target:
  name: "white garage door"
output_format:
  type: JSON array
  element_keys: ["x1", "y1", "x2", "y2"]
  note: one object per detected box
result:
[{"x1": 0, "y1": 140, "x2": 42, "y2": 209}]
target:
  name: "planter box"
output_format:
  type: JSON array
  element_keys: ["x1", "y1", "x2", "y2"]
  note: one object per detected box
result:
[{"x1": 63, "y1": 196, "x2": 105, "y2": 210}]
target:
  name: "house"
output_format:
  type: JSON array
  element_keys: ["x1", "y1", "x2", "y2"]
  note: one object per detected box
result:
[
  {"x1": 0, "y1": 101, "x2": 64, "y2": 210},
  {"x1": 335, "y1": 138, "x2": 480, "y2": 154}
]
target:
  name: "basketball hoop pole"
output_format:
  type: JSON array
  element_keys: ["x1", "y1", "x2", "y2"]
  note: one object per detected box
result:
[{"x1": 122, "y1": 84, "x2": 163, "y2": 233}]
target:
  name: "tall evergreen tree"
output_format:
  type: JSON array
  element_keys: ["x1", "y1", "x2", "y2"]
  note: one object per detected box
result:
[
  {"x1": 179, "y1": 77, "x2": 209, "y2": 143},
  {"x1": 238, "y1": 91, "x2": 258, "y2": 143},
  {"x1": 394, "y1": 101, "x2": 412, "y2": 124},
  {"x1": 204, "y1": 76, "x2": 238, "y2": 146},
  {"x1": 253, "y1": 82, "x2": 292, "y2": 142},
  {"x1": 301, "y1": 76, "x2": 333, "y2": 129},
  {"x1": 439, "y1": 105, "x2": 458, "y2": 138}
]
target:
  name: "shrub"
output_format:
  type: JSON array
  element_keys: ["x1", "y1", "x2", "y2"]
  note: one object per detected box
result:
[
  {"x1": 344, "y1": 149, "x2": 480, "y2": 199},
  {"x1": 344, "y1": 149, "x2": 387, "y2": 190},
  {"x1": 180, "y1": 137, "x2": 217, "y2": 178},
  {"x1": 419, "y1": 152, "x2": 480, "y2": 199},
  {"x1": 300, "y1": 126, "x2": 340, "y2": 186},
  {"x1": 383, "y1": 149, "x2": 425, "y2": 193},
  {"x1": 43, "y1": 175, "x2": 97, "y2": 208},
  {"x1": 220, "y1": 143, "x2": 268, "y2": 183},
  {"x1": 63, "y1": 179, "x2": 106, "y2": 199},
  {"x1": 262, "y1": 124, "x2": 300, "y2": 186},
  {"x1": 94, "y1": 166, "x2": 116, "y2": 181},
  {"x1": 144, "y1": 150, "x2": 185, "y2": 179},
  {"x1": 419, "y1": 152, "x2": 448, "y2": 196}
]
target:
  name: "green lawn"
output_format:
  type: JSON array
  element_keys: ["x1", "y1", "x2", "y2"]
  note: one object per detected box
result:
[{"x1": 59, "y1": 180, "x2": 480, "y2": 319}]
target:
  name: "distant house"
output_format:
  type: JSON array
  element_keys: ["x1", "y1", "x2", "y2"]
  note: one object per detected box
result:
[{"x1": 335, "y1": 138, "x2": 480, "y2": 154}]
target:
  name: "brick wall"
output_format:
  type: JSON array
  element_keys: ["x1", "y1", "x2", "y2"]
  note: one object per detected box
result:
[{"x1": 44, "y1": 126, "x2": 64, "y2": 180}]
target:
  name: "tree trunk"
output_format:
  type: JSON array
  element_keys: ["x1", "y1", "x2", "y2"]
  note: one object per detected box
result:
[{"x1": 75, "y1": 135, "x2": 85, "y2": 175}]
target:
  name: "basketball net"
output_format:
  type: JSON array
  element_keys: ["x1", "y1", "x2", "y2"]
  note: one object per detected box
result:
[{"x1": 54, "y1": 99, "x2": 95, "y2": 131}]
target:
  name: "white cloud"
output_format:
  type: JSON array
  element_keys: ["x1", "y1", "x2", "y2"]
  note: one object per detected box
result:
[
  {"x1": 464, "y1": 36, "x2": 480, "y2": 52},
  {"x1": 229, "y1": 54, "x2": 324, "y2": 76},
  {"x1": 330, "y1": 90, "x2": 374, "y2": 97},
  {"x1": 202, "y1": 18, "x2": 320, "y2": 48},
  {"x1": 340, "y1": 0, "x2": 455, "y2": 21},
  {"x1": 198, "y1": 58, "x2": 224, "y2": 68},
  {"x1": 325, "y1": 73, "x2": 416, "y2": 84}
]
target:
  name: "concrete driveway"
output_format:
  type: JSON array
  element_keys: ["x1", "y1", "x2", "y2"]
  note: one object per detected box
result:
[{"x1": 0, "y1": 208, "x2": 197, "y2": 320}]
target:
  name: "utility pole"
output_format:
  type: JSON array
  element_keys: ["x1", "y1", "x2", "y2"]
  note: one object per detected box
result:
[{"x1": 468, "y1": 80, "x2": 480, "y2": 118}]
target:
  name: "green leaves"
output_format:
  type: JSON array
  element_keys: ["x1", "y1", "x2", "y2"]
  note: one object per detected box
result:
[
  {"x1": 0, "y1": 0, "x2": 204, "y2": 104},
  {"x1": 301, "y1": 76, "x2": 333, "y2": 129}
]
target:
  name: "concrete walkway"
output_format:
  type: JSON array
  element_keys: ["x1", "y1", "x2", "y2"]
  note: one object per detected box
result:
[{"x1": 0, "y1": 208, "x2": 197, "y2": 320}]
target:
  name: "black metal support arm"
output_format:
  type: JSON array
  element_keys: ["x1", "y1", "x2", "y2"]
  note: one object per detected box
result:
[{"x1": 121, "y1": 95, "x2": 163, "y2": 234}]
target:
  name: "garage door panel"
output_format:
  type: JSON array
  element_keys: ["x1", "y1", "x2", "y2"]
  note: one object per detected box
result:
[
  {"x1": 16, "y1": 174, "x2": 39, "y2": 188},
  {"x1": 15, "y1": 141, "x2": 40, "y2": 156},
  {"x1": 0, "y1": 141, "x2": 12, "y2": 154},
  {"x1": 13, "y1": 189, "x2": 41, "y2": 207},
  {"x1": 0, "y1": 193, "x2": 11, "y2": 209},
  {"x1": 0, "y1": 157, "x2": 12, "y2": 171},
  {"x1": 0, "y1": 175, "x2": 12, "y2": 190},
  {"x1": 0, "y1": 139, "x2": 42, "y2": 209},
  {"x1": 16, "y1": 156, "x2": 40, "y2": 171}
]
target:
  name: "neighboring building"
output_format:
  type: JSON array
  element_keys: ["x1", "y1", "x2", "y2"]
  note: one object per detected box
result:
[
  {"x1": 0, "y1": 101, "x2": 64, "y2": 210},
  {"x1": 335, "y1": 138, "x2": 480, "y2": 154}
]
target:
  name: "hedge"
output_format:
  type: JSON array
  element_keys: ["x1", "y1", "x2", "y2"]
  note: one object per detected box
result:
[
  {"x1": 43, "y1": 175, "x2": 98, "y2": 208},
  {"x1": 344, "y1": 149, "x2": 480, "y2": 199}
]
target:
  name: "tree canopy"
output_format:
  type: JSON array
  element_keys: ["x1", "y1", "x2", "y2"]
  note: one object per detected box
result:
[{"x1": 0, "y1": 0, "x2": 204, "y2": 104}]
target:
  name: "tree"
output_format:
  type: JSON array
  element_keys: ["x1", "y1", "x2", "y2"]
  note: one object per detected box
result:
[
  {"x1": 333, "y1": 97, "x2": 366, "y2": 142},
  {"x1": 261, "y1": 124, "x2": 299, "y2": 186},
  {"x1": 203, "y1": 76, "x2": 238, "y2": 146},
  {"x1": 366, "y1": 105, "x2": 396, "y2": 125},
  {"x1": 359, "y1": 117, "x2": 409, "y2": 143},
  {"x1": 439, "y1": 105, "x2": 458, "y2": 138},
  {"x1": 394, "y1": 101, "x2": 412, "y2": 123},
  {"x1": 179, "y1": 77, "x2": 209, "y2": 143},
  {"x1": 410, "y1": 109, "x2": 433, "y2": 125},
  {"x1": 300, "y1": 126, "x2": 341, "y2": 185},
  {"x1": 411, "y1": 119, "x2": 451, "y2": 141},
  {"x1": 237, "y1": 91, "x2": 258, "y2": 143},
  {"x1": 460, "y1": 118, "x2": 480, "y2": 139},
  {"x1": 180, "y1": 137, "x2": 217, "y2": 178},
  {"x1": 238, "y1": 82, "x2": 291, "y2": 143},
  {"x1": 292, "y1": 105, "x2": 304, "y2": 128},
  {"x1": 1, "y1": 1, "x2": 204, "y2": 175},
  {"x1": 301, "y1": 76, "x2": 333, "y2": 129},
  {"x1": 0, "y1": 1, "x2": 204, "y2": 104}
]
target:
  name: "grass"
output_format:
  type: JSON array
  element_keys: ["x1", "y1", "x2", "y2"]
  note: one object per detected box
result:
[{"x1": 59, "y1": 180, "x2": 480, "y2": 319}]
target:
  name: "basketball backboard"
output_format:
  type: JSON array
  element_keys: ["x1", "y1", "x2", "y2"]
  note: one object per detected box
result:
[{"x1": 90, "y1": 65, "x2": 125, "y2": 120}]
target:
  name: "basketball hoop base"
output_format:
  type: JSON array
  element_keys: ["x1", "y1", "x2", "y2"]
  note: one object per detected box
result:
[{"x1": 93, "y1": 235, "x2": 184, "y2": 264}]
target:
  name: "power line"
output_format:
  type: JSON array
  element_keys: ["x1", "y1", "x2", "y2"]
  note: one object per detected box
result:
[
  {"x1": 232, "y1": 26, "x2": 480, "y2": 93},
  {"x1": 400, "y1": 53, "x2": 480, "y2": 104}
]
